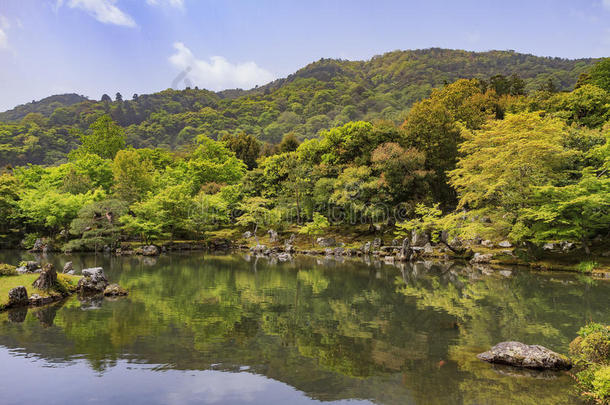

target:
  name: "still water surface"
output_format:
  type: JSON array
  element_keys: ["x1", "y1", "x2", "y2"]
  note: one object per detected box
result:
[{"x1": 0, "y1": 251, "x2": 608, "y2": 405}]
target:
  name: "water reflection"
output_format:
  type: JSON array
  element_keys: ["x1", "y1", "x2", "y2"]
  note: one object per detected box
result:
[{"x1": 0, "y1": 251, "x2": 608, "y2": 404}]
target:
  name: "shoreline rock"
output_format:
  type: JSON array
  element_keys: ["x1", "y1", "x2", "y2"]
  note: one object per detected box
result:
[{"x1": 477, "y1": 341, "x2": 572, "y2": 370}]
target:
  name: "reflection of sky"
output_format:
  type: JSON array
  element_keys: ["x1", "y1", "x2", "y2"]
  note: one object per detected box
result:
[{"x1": 0, "y1": 350, "x2": 372, "y2": 405}]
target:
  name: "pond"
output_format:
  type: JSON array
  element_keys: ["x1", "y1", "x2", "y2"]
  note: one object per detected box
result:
[{"x1": 0, "y1": 251, "x2": 608, "y2": 405}]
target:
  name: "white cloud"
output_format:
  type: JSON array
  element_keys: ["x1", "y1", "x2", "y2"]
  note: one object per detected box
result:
[
  {"x1": 0, "y1": 15, "x2": 10, "y2": 49},
  {"x1": 58, "y1": 0, "x2": 136, "y2": 27},
  {"x1": 0, "y1": 28, "x2": 7, "y2": 49},
  {"x1": 169, "y1": 42, "x2": 275, "y2": 90},
  {"x1": 147, "y1": 0, "x2": 184, "y2": 8}
]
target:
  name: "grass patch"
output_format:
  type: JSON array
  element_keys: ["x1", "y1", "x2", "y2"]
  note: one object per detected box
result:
[
  {"x1": 0, "y1": 273, "x2": 82, "y2": 310},
  {"x1": 577, "y1": 261, "x2": 599, "y2": 273}
]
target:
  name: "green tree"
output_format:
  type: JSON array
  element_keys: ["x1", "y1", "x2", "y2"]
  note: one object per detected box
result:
[
  {"x1": 589, "y1": 57, "x2": 610, "y2": 93},
  {"x1": 66, "y1": 199, "x2": 128, "y2": 252},
  {"x1": 523, "y1": 168, "x2": 609, "y2": 253},
  {"x1": 112, "y1": 149, "x2": 155, "y2": 203},
  {"x1": 298, "y1": 212, "x2": 330, "y2": 246},
  {"x1": 78, "y1": 115, "x2": 126, "y2": 159},
  {"x1": 449, "y1": 112, "x2": 575, "y2": 240},
  {"x1": 221, "y1": 132, "x2": 261, "y2": 169}
]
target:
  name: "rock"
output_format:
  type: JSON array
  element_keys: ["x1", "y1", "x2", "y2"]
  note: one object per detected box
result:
[
  {"x1": 30, "y1": 238, "x2": 45, "y2": 252},
  {"x1": 316, "y1": 237, "x2": 336, "y2": 247},
  {"x1": 481, "y1": 240, "x2": 494, "y2": 248},
  {"x1": 103, "y1": 284, "x2": 128, "y2": 297},
  {"x1": 334, "y1": 247, "x2": 344, "y2": 256},
  {"x1": 542, "y1": 243, "x2": 555, "y2": 251},
  {"x1": 63, "y1": 261, "x2": 73, "y2": 273},
  {"x1": 66, "y1": 270, "x2": 75, "y2": 275},
  {"x1": 16, "y1": 261, "x2": 40, "y2": 274},
  {"x1": 423, "y1": 243, "x2": 434, "y2": 254},
  {"x1": 8, "y1": 286, "x2": 29, "y2": 307},
  {"x1": 243, "y1": 231, "x2": 252, "y2": 239},
  {"x1": 498, "y1": 241, "x2": 513, "y2": 248},
  {"x1": 82, "y1": 267, "x2": 106, "y2": 281},
  {"x1": 372, "y1": 238, "x2": 382, "y2": 250},
  {"x1": 362, "y1": 242, "x2": 371, "y2": 255},
  {"x1": 141, "y1": 245, "x2": 160, "y2": 256},
  {"x1": 470, "y1": 253, "x2": 493, "y2": 264},
  {"x1": 32, "y1": 264, "x2": 57, "y2": 290},
  {"x1": 477, "y1": 342, "x2": 572, "y2": 370},
  {"x1": 208, "y1": 238, "x2": 232, "y2": 250},
  {"x1": 560, "y1": 241, "x2": 575, "y2": 252},
  {"x1": 267, "y1": 229, "x2": 278, "y2": 243},
  {"x1": 411, "y1": 230, "x2": 429, "y2": 247},
  {"x1": 277, "y1": 253, "x2": 292, "y2": 262},
  {"x1": 78, "y1": 267, "x2": 108, "y2": 294},
  {"x1": 29, "y1": 294, "x2": 55, "y2": 306},
  {"x1": 284, "y1": 244, "x2": 295, "y2": 253},
  {"x1": 324, "y1": 248, "x2": 334, "y2": 257},
  {"x1": 250, "y1": 244, "x2": 268, "y2": 254}
]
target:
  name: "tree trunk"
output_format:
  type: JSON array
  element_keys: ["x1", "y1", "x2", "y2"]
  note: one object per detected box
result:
[{"x1": 253, "y1": 223, "x2": 260, "y2": 246}]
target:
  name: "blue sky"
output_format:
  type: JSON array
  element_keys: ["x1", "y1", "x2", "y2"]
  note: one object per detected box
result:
[{"x1": 0, "y1": 0, "x2": 609, "y2": 111}]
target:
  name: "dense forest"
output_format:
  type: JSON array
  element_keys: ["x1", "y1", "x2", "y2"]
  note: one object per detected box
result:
[
  {"x1": 0, "y1": 49, "x2": 608, "y2": 255},
  {"x1": 0, "y1": 48, "x2": 595, "y2": 166}
]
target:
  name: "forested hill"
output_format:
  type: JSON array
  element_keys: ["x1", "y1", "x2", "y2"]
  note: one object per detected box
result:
[
  {"x1": 0, "y1": 48, "x2": 596, "y2": 166},
  {"x1": 0, "y1": 93, "x2": 89, "y2": 122}
]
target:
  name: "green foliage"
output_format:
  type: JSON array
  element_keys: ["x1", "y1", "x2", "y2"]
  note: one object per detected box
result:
[
  {"x1": 577, "y1": 261, "x2": 599, "y2": 274},
  {"x1": 112, "y1": 149, "x2": 155, "y2": 203},
  {"x1": 65, "y1": 198, "x2": 128, "y2": 252},
  {"x1": 589, "y1": 58, "x2": 610, "y2": 93},
  {"x1": 395, "y1": 203, "x2": 443, "y2": 241},
  {"x1": 570, "y1": 323, "x2": 610, "y2": 403},
  {"x1": 0, "y1": 264, "x2": 17, "y2": 277},
  {"x1": 591, "y1": 366, "x2": 610, "y2": 400},
  {"x1": 0, "y1": 49, "x2": 594, "y2": 166},
  {"x1": 298, "y1": 212, "x2": 330, "y2": 244},
  {"x1": 76, "y1": 115, "x2": 126, "y2": 159}
]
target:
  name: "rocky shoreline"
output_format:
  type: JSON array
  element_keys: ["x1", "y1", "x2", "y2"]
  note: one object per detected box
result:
[{"x1": 2, "y1": 262, "x2": 127, "y2": 312}]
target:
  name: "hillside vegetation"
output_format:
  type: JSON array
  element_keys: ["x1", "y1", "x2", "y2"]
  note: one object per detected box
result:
[{"x1": 0, "y1": 48, "x2": 595, "y2": 166}]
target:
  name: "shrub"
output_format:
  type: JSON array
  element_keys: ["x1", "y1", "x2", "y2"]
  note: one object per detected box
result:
[
  {"x1": 570, "y1": 323, "x2": 610, "y2": 365},
  {"x1": 571, "y1": 324, "x2": 610, "y2": 403},
  {"x1": 55, "y1": 274, "x2": 80, "y2": 295},
  {"x1": 592, "y1": 366, "x2": 610, "y2": 401},
  {"x1": 0, "y1": 264, "x2": 17, "y2": 276},
  {"x1": 577, "y1": 261, "x2": 599, "y2": 273},
  {"x1": 21, "y1": 233, "x2": 41, "y2": 250}
]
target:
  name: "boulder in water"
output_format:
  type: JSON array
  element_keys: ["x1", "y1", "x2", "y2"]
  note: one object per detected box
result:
[
  {"x1": 141, "y1": 245, "x2": 160, "y2": 256},
  {"x1": 477, "y1": 341, "x2": 572, "y2": 370},
  {"x1": 103, "y1": 284, "x2": 128, "y2": 297},
  {"x1": 8, "y1": 286, "x2": 29, "y2": 307},
  {"x1": 78, "y1": 267, "x2": 109, "y2": 294}
]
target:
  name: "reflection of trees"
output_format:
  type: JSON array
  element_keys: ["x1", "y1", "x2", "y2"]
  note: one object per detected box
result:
[{"x1": 0, "y1": 254, "x2": 607, "y2": 404}]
